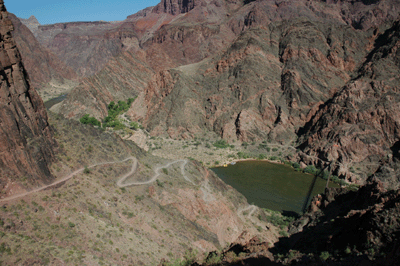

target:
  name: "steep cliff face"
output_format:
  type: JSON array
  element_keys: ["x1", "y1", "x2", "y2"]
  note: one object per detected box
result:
[
  {"x1": 0, "y1": 1, "x2": 55, "y2": 196},
  {"x1": 298, "y1": 19, "x2": 400, "y2": 181},
  {"x1": 9, "y1": 13, "x2": 77, "y2": 90},
  {"x1": 153, "y1": 0, "x2": 198, "y2": 15}
]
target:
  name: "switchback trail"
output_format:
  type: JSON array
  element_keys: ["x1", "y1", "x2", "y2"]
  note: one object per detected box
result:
[
  {"x1": 0, "y1": 157, "x2": 135, "y2": 204},
  {"x1": 117, "y1": 159, "x2": 194, "y2": 187},
  {"x1": 1, "y1": 155, "x2": 255, "y2": 226}
]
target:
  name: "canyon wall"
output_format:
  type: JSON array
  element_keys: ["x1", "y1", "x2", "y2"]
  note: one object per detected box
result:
[
  {"x1": 9, "y1": 13, "x2": 77, "y2": 90},
  {"x1": 25, "y1": 0, "x2": 400, "y2": 183},
  {"x1": 0, "y1": 1, "x2": 55, "y2": 195}
]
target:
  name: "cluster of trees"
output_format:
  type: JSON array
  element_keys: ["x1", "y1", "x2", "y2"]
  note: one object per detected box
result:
[
  {"x1": 79, "y1": 114, "x2": 101, "y2": 127},
  {"x1": 104, "y1": 98, "x2": 135, "y2": 124},
  {"x1": 79, "y1": 98, "x2": 141, "y2": 130}
]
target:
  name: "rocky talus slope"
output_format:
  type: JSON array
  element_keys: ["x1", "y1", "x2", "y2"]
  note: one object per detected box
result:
[{"x1": 0, "y1": 1, "x2": 56, "y2": 195}]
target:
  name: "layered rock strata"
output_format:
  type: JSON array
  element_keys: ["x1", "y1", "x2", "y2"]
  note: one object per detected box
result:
[{"x1": 0, "y1": 1, "x2": 55, "y2": 195}]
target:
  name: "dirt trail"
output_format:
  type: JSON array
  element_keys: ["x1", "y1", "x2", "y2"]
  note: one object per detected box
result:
[
  {"x1": 0, "y1": 157, "x2": 135, "y2": 204},
  {"x1": 239, "y1": 204, "x2": 257, "y2": 217},
  {"x1": 237, "y1": 204, "x2": 266, "y2": 227},
  {"x1": 1, "y1": 155, "x2": 256, "y2": 224},
  {"x1": 117, "y1": 159, "x2": 194, "y2": 187}
]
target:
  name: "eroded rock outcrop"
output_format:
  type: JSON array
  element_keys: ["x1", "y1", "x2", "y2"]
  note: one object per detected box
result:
[
  {"x1": 298, "y1": 19, "x2": 400, "y2": 182},
  {"x1": 153, "y1": 0, "x2": 198, "y2": 15},
  {"x1": 0, "y1": 1, "x2": 55, "y2": 195},
  {"x1": 278, "y1": 180, "x2": 400, "y2": 264}
]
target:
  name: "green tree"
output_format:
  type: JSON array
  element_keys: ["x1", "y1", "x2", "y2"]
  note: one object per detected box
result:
[{"x1": 80, "y1": 114, "x2": 101, "y2": 127}]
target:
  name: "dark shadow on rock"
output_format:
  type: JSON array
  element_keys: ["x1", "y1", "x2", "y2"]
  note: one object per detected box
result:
[
  {"x1": 225, "y1": 257, "x2": 282, "y2": 266},
  {"x1": 281, "y1": 210, "x2": 300, "y2": 219},
  {"x1": 270, "y1": 182, "x2": 400, "y2": 265},
  {"x1": 390, "y1": 140, "x2": 400, "y2": 159}
]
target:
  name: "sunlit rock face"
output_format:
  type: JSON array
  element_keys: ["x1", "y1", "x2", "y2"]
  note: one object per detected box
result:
[{"x1": 0, "y1": 0, "x2": 56, "y2": 195}]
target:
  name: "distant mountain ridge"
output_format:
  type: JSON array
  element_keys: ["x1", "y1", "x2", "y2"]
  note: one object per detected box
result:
[{"x1": 18, "y1": 15, "x2": 40, "y2": 36}]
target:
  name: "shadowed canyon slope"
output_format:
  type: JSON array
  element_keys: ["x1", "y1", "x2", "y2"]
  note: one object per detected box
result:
[
  {"x1": 0, "y1": 1, "x2": 56, "y2": 194},
  {"x1": 22, "y1": 0, "x2": 400, "y2": 183}
]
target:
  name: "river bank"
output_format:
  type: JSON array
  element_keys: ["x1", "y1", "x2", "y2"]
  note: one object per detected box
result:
[{"x1": 126, "y1": 130, "x2": 296, "y2": 168}]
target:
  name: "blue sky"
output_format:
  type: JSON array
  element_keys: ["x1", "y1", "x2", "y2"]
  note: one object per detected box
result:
[{"x1": 5, "y1": 0, "x2": 160, "y2": 25}]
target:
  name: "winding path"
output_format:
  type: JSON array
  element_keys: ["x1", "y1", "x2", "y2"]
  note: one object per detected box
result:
[
  {"x1": 239, "y1": 204, "x2": 257, "y2": 217},
  {"x1": 116, "y1": 159, "x2": 194, "y2": 187},
  {"x1": 0, "y1": 155, "x2": 257, "y2": 225},
  {"x1": 0, "y1": 157, "x2": 135, "y2": 204}
]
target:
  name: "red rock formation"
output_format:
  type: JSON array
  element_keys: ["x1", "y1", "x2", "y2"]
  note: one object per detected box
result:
[
  {"x1": 153, "y1": 0, "x2": 198, "y2": 15},
  {"x1": 9, "y1": 13, "x2": 77, "y2": 89},
  {"x1": 44, "y1": 0, "x2": 400, "y2": 184},
  {"x1": 298, "y1": 19, "x2": 400, "y2": 182},
  {"x1": 0, "y1": 1, "x2": 55, "y2": 195}
]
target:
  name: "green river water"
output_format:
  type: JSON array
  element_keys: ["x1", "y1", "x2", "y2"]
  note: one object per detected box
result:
[
  {"x1": 212, "y1": 160, "x2": 339, "y2": 214},
  {"x1": 44, "y1": 94, "x2": 68, "y2": 109}
]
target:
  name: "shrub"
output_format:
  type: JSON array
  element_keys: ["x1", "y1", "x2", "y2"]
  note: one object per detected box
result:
[
  {"x1": 103, "y1": 119, "x2": 125, "y2": 130},
  {"x1": 213, "y1": 139, "x2": 230, "y2": 149},
  {"x1": 331, "y1": 175, "x2": 339, "y2": 182},
  {"x1": 345, "y1": 247, "x2": 351, "y2": 254},
  {"x1": 258, "y1": 143, "x2": 268, "y2": 149},
  {"x1": 258, "y1": 154, "x2": 267, "y2": 160},
  {"x1": 279, "y1": 230, "x2": 288, "y2": 237},
  {"x1": 304, "y1": 165, "x2": 318, "y2": 175},
  {"x1": 320, "y1": 251, "x2": 330, "y2": 261},
  {"x1": 237, "y1": 152, "x2": 250, "y2": 159},
  {"x1": 156, "y1": 179, "x2": 164, "y2": 188},
  {"x1": 292, "y1": 162, "x2": 301, "y2": 169},
  {"x1": 346, "y1": 184, "x2": 359, "y2": 191},
  {"x1": 205, "y1": 252, "x2": 222, "y2": 264},
  {"x1": 84, "y1": 167, "x2": 91, "y2": 174},
  {"x1": 321, "y1": 170, "x2": 330, "y2": 180},
  {"x1": 80, "y1": 114, "x2": 101, "y2": 127},
  {"x1": 68, "y1": 222, "x2": 75, "y2": 228},
  {"x1": 130, "y1": 121, "x2": 140, "y2": 130},
  {"x1": 265, "y1": 210, "x2": 295, "y2": 227}
]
